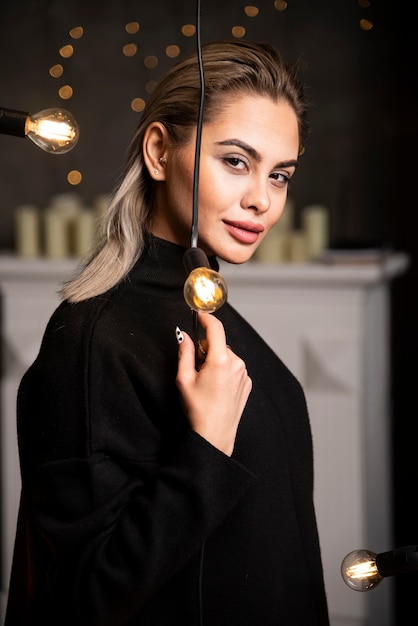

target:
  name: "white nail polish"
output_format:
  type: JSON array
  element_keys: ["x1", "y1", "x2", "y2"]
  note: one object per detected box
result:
[{"x1": 175, "y1": 326, "x2": 184, "y2": 344}]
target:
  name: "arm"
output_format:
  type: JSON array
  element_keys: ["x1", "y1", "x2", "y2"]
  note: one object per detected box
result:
[{"x1": 16, "y1": 307, "x2": 255, "y2": 625}]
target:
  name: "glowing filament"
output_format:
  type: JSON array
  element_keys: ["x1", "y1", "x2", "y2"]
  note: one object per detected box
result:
[
  {"x1": 27, "y1": 118, "x2": 74, "y2": 142},
  {"x1": 345, "y1": 560, "x2": 379, "y2": 580}
]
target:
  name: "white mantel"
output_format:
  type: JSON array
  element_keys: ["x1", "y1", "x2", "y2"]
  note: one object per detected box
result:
[{"x1": 0, "y1": 252, "x2": 409, "y2": 625}]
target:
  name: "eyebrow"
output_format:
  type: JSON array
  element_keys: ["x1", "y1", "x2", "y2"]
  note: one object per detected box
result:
[{"x1": 215, "y1": 139, "x2": 299, "y2": 169}]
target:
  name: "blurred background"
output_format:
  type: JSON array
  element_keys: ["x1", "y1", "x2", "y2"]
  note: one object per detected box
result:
[{"x1": 0, "y1": 0, "x2": 416, "y2": 623}]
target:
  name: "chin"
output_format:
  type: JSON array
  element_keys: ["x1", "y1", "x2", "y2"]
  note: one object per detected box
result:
[{"x1": 217, "y1": 249, "x2": 255, "y2": 265}]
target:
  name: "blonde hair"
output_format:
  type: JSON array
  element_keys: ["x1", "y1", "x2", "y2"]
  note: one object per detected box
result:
[{"x1": 61, "y1": 39, "x2": 309, "y2": 302}]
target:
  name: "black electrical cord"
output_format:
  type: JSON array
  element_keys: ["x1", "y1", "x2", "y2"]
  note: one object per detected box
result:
[
  {"x1": 191, "y1": 0, "x2": 205, "y2": 251},
  {"x1": 183, "y1": 0, "x2": 227, "y2": 353},
  {"x1": 193, "y1": 3, "x2": 206, "y2": 624},
  {"x1": 189, "y1": 0, "x2": 206, "y2": 367}
]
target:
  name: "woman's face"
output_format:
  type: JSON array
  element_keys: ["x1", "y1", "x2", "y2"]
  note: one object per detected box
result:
[{"x1": 150, "y1": 93, "x2": 300, "y2": 264}]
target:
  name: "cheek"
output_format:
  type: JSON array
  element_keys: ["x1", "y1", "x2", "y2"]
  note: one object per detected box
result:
[
  {"x1": 198, "y1": 170, "x2": 238, "y2": 210},
  {"x1": 169, "y1": 156, "x2": 194, "y2": 207},
  {"x1": 175, "y1": 154, "x2": 194, "y2": 189},
  {"x1": 198, "y1": 181, "x2": 219, "y2": 209}
]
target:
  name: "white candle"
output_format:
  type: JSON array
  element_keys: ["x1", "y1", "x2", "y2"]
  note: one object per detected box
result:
[
  {"x1": 254, "y1": 228, "x2": 291, "y2": 263},
  {"x1": 302, "y1": 204, "x2": 329, "y2": 260},
  {"x1": 253, "y1": 198, "x2": 294, "y2": 263},
  {"x1": 44, "y1": 209, "x2": 69, "y2": 258},
  {"x1": 288, "y1": 230, "x2": 308, "y2": 263},
  {"x1": 49, "y1": 192, "x2": 82, "y2": 214},
  {"x1": 15, "y1": 204, "x2": 40, "y2": 257},
  {"x1": 94, "y1": 193, "x2": 110, "y2": 219},
  {"x1": 276, "y1": 197, "x2": 294, "y2": 232},
  {"x1": 74, "y1": 210, "x2": 96, "y2": 258}
]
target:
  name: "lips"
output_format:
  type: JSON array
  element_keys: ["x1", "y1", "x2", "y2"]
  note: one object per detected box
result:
[{"x1": 223, "y1": 220, "x2": 264, "y2": 244}]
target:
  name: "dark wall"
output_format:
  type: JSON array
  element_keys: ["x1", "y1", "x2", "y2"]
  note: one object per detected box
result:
[
  {"x1": 384, "y1": 4, "x2": 418, "y2": 622},
  {"x1": 0, "y1": 0, "x2": 401, "y2": 249},
  {"x1": 1, "y1": 1, "x2": 417, "y2": 623}
]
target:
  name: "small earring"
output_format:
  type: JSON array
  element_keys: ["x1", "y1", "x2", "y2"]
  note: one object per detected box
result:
[
  {"x1": 154, "y1": 169, "x2": 159, "y2": 175},
  {"x1": 159, "y1": 157, "x2": 167, "y2": 165}
]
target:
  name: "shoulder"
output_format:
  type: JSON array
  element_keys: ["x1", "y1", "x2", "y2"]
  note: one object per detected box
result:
[{"x1": 40, "y1": 294, "x2": 113, "y2": 349}]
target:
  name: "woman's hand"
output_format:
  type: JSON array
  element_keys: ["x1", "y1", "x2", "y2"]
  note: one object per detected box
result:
[{"x1": 176, "y1": 312, "x2": 252, "y2": 456}]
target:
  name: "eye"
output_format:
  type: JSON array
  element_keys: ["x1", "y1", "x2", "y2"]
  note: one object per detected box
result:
[
  {"x1": 223, "y1": 156, "x2": 248, "y2": 171},
  {"x1": 270, "y1": 171, "x2": 291, "y2": 187}
]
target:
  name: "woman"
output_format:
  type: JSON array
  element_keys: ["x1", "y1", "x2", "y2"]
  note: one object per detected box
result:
[{"x1": 6, "y1": 40, "x2": 329, "y2": 625}]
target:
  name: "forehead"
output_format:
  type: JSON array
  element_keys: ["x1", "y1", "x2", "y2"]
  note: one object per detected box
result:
[{"x1": 204, "y1": 94, "x2": 299, "y2": 156}]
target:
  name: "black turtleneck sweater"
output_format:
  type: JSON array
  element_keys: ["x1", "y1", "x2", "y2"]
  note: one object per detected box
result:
[{"x1": 5, "y1": 236, "x2": 329, "y2": 626}]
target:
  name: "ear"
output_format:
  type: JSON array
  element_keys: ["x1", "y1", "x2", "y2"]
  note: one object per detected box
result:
[{"x1": 143, "y1": 122, "x2": 169, "y2": 181}]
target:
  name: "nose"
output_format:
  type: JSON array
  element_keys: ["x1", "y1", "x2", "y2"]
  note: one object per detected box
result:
[{"x1": 241, "y1": 176, "x2": 271, "y2": 213}]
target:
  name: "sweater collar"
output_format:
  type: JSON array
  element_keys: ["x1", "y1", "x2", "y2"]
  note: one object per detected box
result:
[{"x1": 131, "y1": 233, "x2": 220, "y2": 290}]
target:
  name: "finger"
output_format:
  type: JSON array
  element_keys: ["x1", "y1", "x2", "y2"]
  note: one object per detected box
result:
[
  {"x1": 197, "y1": 311, "x2": 228, "y2": 354},
  {"x1": 175, "y1": 328, "x2": 196, "y2": 381}
]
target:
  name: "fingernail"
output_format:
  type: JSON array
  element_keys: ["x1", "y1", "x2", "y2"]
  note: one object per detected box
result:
[{"x1": 175, "y1": 326, "x2": 184, "y2": 344}]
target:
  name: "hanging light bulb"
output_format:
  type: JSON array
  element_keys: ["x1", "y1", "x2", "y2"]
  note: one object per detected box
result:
[
  {"x1": 183, "y1": 247, "x2": 227, "y2": 313},
  {"x1": 0, "y1": 106, "x2": 79, "y2": 154},
  {"x1": 181, "y1": 0, "x2": 227, "y2": 317},
  {"x1": 341, "y1": 545, "x2": 418, "y2": 592},
  {"x1": 341, "y1": 549, "x2": 383, "y2": 591},
  {"x1": 183, "y1": 267, "x2": 228, "y2": 312}
]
